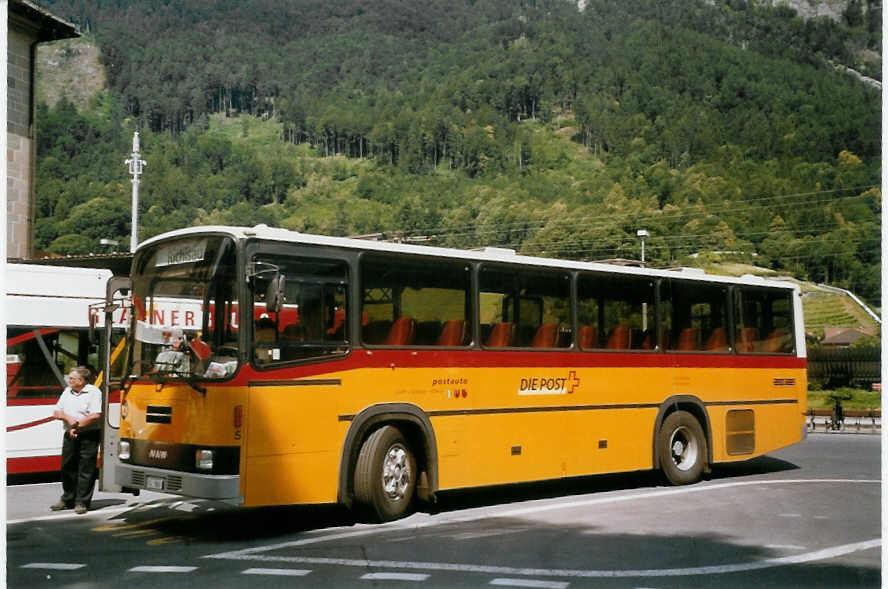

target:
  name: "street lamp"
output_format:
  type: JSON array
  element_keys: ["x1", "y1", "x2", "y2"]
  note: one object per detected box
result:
[{"x1": 636, "y1": 229, "x2": 649, "y2": 266}]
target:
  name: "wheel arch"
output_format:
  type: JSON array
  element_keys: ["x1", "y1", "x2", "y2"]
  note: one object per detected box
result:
[
  {"x1": 338, "y1": 403, "x2": 438, "y2": 508},
  {"x1": 652, "y1": 395, "x2": 713, "y2": 470}
]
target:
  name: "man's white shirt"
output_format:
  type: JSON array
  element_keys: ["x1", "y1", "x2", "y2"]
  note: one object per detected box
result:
[{"x1": 54, "y1": 384, "x2": 102, "y2": 431}]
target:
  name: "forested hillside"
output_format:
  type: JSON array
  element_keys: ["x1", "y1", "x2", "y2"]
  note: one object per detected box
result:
[{"x1": 34, "y1": 0, "x2": 881, "y2": 304}]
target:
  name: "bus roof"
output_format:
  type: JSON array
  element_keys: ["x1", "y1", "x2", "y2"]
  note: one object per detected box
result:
[
  {"x1": 138, "y1": 225, "x2": 799, "y2": 291},
  {"x1": 6, "y1": 263, "x2": 113, "y2": 328}
]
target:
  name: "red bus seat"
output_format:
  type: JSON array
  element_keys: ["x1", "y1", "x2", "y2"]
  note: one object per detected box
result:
[
  {"x1": 485, "y1": 322, "x2": 514, "y2": 347},
  {"x1": 704, "y1": 327, "x2": 728, "y2": 351},
  {"x1": 762, "y1": 328, "x2": 790, "y2": 353},
  {"x1": 531, "y1": 324, "x2": 559, "y2": 348},
  {"x1": 326, "y1": 308, "x2": 346, "y2": 335},
  {"x1": 606, "y1": 326, "x2": 632, "y2": 349},
  {"x1": 384, "y1": 317, "x2": 416, "y2": 346},
  {"x1": 578, "y1": 325, "x2": 598, "y2": 349},
  {"x1": 675, "y1": 327, "x2": 700, "y2": 350},
  {"x1": 437, "y1": 319, "x2": 467, "y2": 346}
]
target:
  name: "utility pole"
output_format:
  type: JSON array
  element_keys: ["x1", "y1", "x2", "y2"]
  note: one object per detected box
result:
[{"x1": 125, "y1": 132, "x2": 147, "y2": 252}]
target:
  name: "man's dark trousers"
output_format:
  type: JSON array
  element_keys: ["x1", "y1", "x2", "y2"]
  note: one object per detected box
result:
[{"x1": 60, "y1": 429, "x2": 99, "y2": 507}]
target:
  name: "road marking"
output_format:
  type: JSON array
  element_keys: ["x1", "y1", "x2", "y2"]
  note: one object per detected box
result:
[
  {"x1": 206, "y1": 539, "x2": 880, "y2": 578},
  {"x1": 360, "y1": 572, "x2": 430, "y2": 581},
  {"x1": 20, "y1": 563, "x2": 85, "y2": 570},
  {"x1": 242, "y1": 568, "x2": 312, "y2": 576},
  {"x1": 147, "y1": 536, "x2": 184, "y2": 546},
  {"x1": 777, "y1": 513, "x2": 802, "y2": 518},
  {"x1": 128, "y1": 565, "x2": 197, "y2": 573},
  {"x1": 204, "y1": 478, "x2": 879, "y2": 561},
  {"x1": 490, "y1": 578, "x2": 569, "y2": 588},
  {"x1": 113, "y1": 529, "x2": 158, "y2": 538},
  {"x1": 93, "y1": 517, "x2": 175, "y2": 532},
  {"x1": 451, "y1": 528, "x2": 529, "y2": 540},
  {"x1": 764, "y1": 544, "x2": 805, "y2": 550}
]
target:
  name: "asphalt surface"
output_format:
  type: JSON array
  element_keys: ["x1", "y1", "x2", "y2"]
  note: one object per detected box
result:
[{"x1": 6, "y1": 433, "x2": 883, "y2": 588}]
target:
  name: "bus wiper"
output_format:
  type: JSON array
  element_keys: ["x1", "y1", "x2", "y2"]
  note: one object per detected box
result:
[{"x1": 149, "y1": 369, "x2": 207, "y2": 395}]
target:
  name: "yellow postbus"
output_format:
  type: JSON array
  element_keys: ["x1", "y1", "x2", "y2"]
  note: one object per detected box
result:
[{"x1": 107, "y1": 225, "x2": 806, "y2": 521}]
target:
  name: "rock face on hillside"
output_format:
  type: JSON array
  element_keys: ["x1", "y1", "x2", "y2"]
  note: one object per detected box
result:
[
  {"x1": 768, "y1": 0, "x2": 848, "y2": 21},
  {"x1": 36, "y1": 38, "x2": 105, "y2": 108}
]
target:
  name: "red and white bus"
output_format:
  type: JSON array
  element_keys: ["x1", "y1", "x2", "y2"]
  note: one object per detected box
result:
[{"x1": 5, "y1": 264, "x2": 123, "y2": 475}]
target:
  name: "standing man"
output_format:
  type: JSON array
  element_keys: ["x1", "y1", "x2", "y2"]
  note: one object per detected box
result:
[{"x1": 50, "y1": 366, "x2": 102, "y2": 514}]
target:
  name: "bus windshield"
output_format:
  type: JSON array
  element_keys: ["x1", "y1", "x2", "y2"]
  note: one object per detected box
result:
[{"x1": 128, "y1": 236, "x2": 239, "y2": 381}]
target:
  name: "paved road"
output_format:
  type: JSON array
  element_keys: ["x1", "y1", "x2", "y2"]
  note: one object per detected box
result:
[{"x1": 7, "y1": 433, "x2": 881, "y2": 588}]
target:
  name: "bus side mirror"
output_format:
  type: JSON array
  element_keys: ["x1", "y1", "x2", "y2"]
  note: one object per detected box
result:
[
  {"x1": 88, "y1": 311, "x2": 98, "y2": 346},
  {"x1": 266, "y1": 274, "x2": 285, "y2": 314}
]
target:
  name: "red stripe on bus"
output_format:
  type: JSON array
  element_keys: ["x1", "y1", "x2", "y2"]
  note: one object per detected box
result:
[
  {"x1": 8, "y1": 391, "x2": 120, "y2": 405},
  {"x1": 7, "y1": 416, "x2": 55, "y2": 431},
  {"x1": 7, "y1": 398, "x2": 59, "y2": 406},
  {"x1": 7, "y1": 455, "x2": 61, "y2": 474},
  {"x1": 7, "y1": 328, "x2": 60, "y2": 347},
  {"x1": 208, "y1": 349, "x2": 807, "y2": 386}
]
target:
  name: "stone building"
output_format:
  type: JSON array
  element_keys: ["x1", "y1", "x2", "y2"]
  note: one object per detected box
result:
[{"x1": 7, "y1": 0, "x2": 78, "y2": 260}]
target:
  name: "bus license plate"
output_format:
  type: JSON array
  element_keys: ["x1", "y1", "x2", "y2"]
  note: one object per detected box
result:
[{"x1": 146, "y1": 476, "x2": 164, "y2": 490}]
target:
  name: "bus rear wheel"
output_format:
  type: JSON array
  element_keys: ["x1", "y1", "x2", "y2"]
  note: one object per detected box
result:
[
  {"x1": 658, "y1": 411, "x2": 706, "y2": 485},
  {"x1": 354, "y1": 425, "x2": 416, "y2": 522}
]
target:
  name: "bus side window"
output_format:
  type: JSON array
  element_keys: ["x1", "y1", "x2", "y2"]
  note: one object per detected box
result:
[
  {"x1": 251, "y1": 255, "x2": 350, "y2": 365},
  {"x1": 663, "y1": 280, "x2": 729, "y2": 353},
  {"x1": 361, "y1": 254, "x2": 471, "y2": 348},
  {"x1": 577, "y1": 273, "x2": 655, "y2": 351},
  {"x1": 734, "y1": 287, "x2": 795, "y2": 354}
]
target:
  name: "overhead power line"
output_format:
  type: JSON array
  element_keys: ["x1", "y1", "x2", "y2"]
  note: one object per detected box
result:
[{"x1": 390, "y1": 185, "x2": 879, "y2": 241}]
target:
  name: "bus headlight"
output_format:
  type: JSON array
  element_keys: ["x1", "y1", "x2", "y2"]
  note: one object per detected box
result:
[
  {"x1": 196, "y1": 449, "x2": 214, "y2": 471},
  {"x1": 118, "y1": 440, "x2": 130, "y2": 460}
]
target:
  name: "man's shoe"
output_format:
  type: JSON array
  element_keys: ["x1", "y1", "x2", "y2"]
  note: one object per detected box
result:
[
  {"x1": 50, "y1": 500, "x2": 72, "y2": 511},
  {"x1": 74, "y1": 504, "x2": 88, "y2": 514}
]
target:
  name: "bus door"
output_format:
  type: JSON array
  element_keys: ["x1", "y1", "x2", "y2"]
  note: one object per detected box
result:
[{"x1": 98, "y1": 276, "x2": 133, "y2": 493}]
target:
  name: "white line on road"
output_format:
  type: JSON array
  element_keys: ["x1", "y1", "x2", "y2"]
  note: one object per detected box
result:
[
  {"x1": 490, "y1": 578, "x2": 569, "y2": 588},
  {"x1": 764, "y1": 544, "x2": 806, "y2": 550},
  {"x1": 204, "y1": 478, "x2": 879, "y2": 562},
  {"x1": 242, "y1": 568, "x2": 312, "y2": 576},
  {"x1": 201, "y1": 538, "x2": 881, "y2": 578},
  {"x1": 128, "y1": 565, "x2": 197, "y2": 573},
  {"x1": 360, "y1": 572, "x2": 430, "y2": 581},
  {"x1": 20, "y1": 563, "x2": 85, "y2": 570}
]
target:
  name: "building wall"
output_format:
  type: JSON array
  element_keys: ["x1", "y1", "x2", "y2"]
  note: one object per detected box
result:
[{"x1": 7, "y1": 26, "x2": 36, "y2": 259}]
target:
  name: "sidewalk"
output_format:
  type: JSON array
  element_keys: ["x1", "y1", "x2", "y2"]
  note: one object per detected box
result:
[
  {"x1": 6, "y1": 482, "x2": 179, "y2": 523},
  {"x1": 807, "y1": 416, "x2": 881, "y2": 435}
]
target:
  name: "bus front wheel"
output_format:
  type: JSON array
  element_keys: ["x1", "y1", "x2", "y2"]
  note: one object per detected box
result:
[
  {"x1": 354, "y1": 425, "x2": 416, "y2": 522},
  {"x1": 657, "y1": 410, "x2": 707, "y2": 485}
]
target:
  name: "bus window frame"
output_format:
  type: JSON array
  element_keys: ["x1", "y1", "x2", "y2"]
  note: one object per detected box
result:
[
  {"x1": 358, "y1": 251, "x2": 474, "y2": 350},
  {"x1": 732, "y1": 285, "x2": 796, "y2": 356},
  {"x1": 129, "y1": 232, "x2": 244, "y2": 383},
  {"x1": 659, "y1": 278, "x2": 732, "y2": 355},
  {"x1": 245, "y1": 240, "x2": 354, "y2": 370},
  {"x1": 576, "y1": 271, "x2": 660, "y2": 354},
  {"x1": 477, "y1": 262, "x2": 572, "y2": 351}
]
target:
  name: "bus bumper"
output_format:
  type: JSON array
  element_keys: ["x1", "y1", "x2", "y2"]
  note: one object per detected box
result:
[{"x1": 116, "y1": 463, "x2": 242, "y2": 503}]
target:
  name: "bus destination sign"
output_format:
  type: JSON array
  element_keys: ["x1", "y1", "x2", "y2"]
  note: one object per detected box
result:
[{"x1": 155, "y1": 239, "x2": 208, "y2": 267}]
